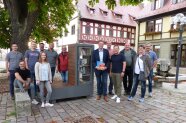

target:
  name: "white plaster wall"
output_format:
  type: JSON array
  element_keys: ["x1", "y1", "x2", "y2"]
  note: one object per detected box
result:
[{"x1": 58, "y1": 11, "x2": 79, "y2": 46}]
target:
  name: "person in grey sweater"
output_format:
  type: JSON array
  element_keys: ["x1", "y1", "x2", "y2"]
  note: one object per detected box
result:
[
  {"x1": 35, "y1": 52, "x2": 53, "y2": 108},
  {"x1": 128, "y1": 45, "x2": 151, "y2": 103}
]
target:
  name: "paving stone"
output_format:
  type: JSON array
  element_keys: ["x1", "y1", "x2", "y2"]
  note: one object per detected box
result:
[
  {"x1": 35, "y1": 116, "x2": 45, "y2": 123},
  {"x1": 1, "y1": 81, "x2": 186, "y2": 123}
]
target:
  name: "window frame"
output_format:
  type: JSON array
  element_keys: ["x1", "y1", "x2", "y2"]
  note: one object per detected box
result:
[
  {"x1": 85, "y1": 26, "x2": 90, "y2": 35},
  {"x1": 71, "y1": 25, "x2": 75, "y2": 35},
  {"x1": 146, "y1": 18, "x2": 162, "y2": 33}
]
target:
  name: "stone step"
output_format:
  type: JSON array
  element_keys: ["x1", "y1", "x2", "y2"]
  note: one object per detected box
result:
[{"x1": 15, "y1": 92, "x2": 31, "y2": 118}]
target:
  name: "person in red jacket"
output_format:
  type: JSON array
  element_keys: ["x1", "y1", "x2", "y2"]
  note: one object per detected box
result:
[{"x1": 57, "y1": 46, "x2": 68, "y2": 83}]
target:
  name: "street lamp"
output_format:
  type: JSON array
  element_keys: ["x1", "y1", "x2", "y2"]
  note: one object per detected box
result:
[{"x1": 171, "y1": 13, "x2": 186, "y2": 88}]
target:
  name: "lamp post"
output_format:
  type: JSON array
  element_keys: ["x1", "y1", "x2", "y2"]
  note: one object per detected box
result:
[{"x1": 171, "y1": 13, "x2": 186, "y2": 88}]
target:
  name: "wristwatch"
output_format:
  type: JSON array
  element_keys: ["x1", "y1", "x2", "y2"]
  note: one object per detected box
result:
[{"x1": 122, "y1": 71, "x2": 125, "y2": 73}]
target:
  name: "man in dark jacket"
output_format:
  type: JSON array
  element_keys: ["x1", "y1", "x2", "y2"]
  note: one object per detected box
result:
[
  {"x1": 92, "y1": 41, "x2": 110, "y2": 102},
  {"x1": 120, "y1": 43, "x2": 137, "y2": 95}
]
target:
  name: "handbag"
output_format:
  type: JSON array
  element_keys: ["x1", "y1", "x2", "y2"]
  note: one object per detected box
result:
[{"x1": 138, "y1": 57, "x2": 146, "y2": 81}]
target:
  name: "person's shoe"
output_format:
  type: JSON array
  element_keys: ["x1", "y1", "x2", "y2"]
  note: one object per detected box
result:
[
  {"x1": 139, "y1": 98, "x2": 144, "y2": 103},
  {"x1": 111, "y1": 95, "x2": 117, "y2": 100},
  {"x1": 108, "y1": 92, "x2": 114, "y2": 95},
  {"x1": 45, "y1": 103, "x2": 54, "y2": 107},
  {"x1": 128, "y1": 96, "x2": 133, "y2": 101},
  {"x1": 149, "y1": 92, "x2": 152, "y2": 97},
  {"x1": 31, "y1": 99, "x2": 39, "y2": 105},
  {"x1": 96, "y1": 95, "x2": 101, "y2": 100},
  {"x1": 104, "y1": 96, "x2": 109, "y2": 102},
  {"x1": 116, "y1": 97, "x2": 120, "y2": 103},
  {"x1": 41, "y1": 102, "x2": 45, "y2": 108}
]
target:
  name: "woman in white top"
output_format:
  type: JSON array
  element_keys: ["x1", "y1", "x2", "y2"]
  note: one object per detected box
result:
[
  {"x1": 128, "y1": 45, "x2": 151, "y2": 103},
  {"x1": 35, "y1": 52, "x2": 53, "y2": 107}
]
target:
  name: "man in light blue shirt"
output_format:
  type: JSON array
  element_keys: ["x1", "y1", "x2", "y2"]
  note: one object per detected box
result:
[{"x1": 145, "y1": 43, "x2": 157, "y2": 97}]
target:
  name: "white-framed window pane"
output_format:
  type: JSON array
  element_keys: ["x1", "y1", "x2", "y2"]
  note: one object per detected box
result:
[
  {"x1": 82, "y1": 26, "x2": 85, "y2": 34},
  {"x1": 106, "y1": 30, "x2": 109, "y2": 36},
  {"x1": 91, "y1": 27, "x2": 93, "y2": 34},
  {"x1": 124, "y1": 32, "x2": 127, "y2": 38},
  {"x1": 113, "y1": 30, "x2": 116, "y2": 37},
  {"x1": 117, "y1": 31, "x2": 120, "y2": 37},
  {"x1": 102, "y1": 29, "x2": 105, "y2": 35},
  {"x1": 95, "y1": 28, "x2": 98, "y2": 35}
]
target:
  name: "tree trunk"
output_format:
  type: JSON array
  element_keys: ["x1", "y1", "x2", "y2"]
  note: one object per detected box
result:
[{"x1": 3, "y1": 0, "x2": 39, "y2": 54}]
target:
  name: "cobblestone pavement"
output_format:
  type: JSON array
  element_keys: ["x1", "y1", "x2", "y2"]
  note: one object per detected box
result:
[{"x1": 1, "y1": 84, "x2": 186, "y2": 123}]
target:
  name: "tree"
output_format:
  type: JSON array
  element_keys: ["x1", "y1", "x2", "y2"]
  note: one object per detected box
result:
[
  {"x1": 0, "y1": 0, "x2": 75, "y2": 53},
  {"x1": 88, "y1": 0, "x2": 144, "y2": 10},
  {"x1": 0, "y1": 0, "x2": 144, "y2": 53}
]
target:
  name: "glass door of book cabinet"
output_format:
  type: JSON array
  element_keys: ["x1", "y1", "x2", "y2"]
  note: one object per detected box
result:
[{"x1": 77, "y1": 46, "x2": 93, "y2": 84}]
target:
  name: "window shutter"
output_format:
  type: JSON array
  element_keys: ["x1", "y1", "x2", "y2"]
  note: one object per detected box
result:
[
  {"x1": 151, "y1": 0, "x2": 155, "y2": 10},
  {"x1": 172, "y1": 0, "x2": 177, "y2": 4},
  {"x1": 160, "y1": 0, "x2": 165, "y2": 8}
]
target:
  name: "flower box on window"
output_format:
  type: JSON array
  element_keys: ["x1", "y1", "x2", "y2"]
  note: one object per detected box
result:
[{"x1": 144, "y1": 31, "x2": 161, "y2": 36}]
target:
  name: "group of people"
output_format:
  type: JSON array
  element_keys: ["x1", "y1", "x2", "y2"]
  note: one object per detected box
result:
[
  {"x1": 93, "y1": 41, "x2": 157, "y2": 103},
  {"x1": 6, "y1": 41, "x2": 68, "y2": 107},
  {"x1": 6, "y1": 40, "x2": 157, "y2": 107}
]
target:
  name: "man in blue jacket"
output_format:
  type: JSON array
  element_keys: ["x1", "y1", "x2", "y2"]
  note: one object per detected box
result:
[{"x1": 92, "y1": 41, "x2": 110, "y2": 102}]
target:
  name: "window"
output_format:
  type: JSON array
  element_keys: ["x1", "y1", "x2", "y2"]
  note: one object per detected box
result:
[
  {"x1": 155, "y1": 19, "x2": 162, "y2": 32},
  {"x1": 127, "y1": 32, "x2": 131, "y2": 38},
  {"x1": 90, "y1": 8, "x2": 95, "y2": 14},
  {"x1": 146, "y1": 19, "x2": 162, "y2": 32},
  {"x1": 102, "y1": 11, "x2": 108, "y2": 16},
  {"x1": 172, "y1": 0, "x2": 184, "y2": 4},
  {"x1": 85, "y1": 26, "x2": 90, "y2": 34},
  {"x1": 147, "y1": 21, "x2": 154, "y2": 32},
  {"x1": 97, "y1": 28, "x2": 102, "y2": 35},
  {"x1": 115, "y1": 14, "x2": 122, "y2": 19},
  {"x1": 87, "y1": 5, "x2": 95, "y2": 14},
  {"x1": 109, "y1": 29, "x2": 113, "y2": 37},
  {"x1": 120, "y1": 31, "x2": 123, "y2": 38},
  {"x1": 71, "y1": 25, "x2": 75, "y2": 35},
  {"x1": 152, "y1": 0, "x2": 164, "y2": 10},
  {"x1": 100, "y1": 9, "x2": 108, "y2": 16},
  {"x1": 155, "y1": 0, "x2": 161, "y2": 9}
]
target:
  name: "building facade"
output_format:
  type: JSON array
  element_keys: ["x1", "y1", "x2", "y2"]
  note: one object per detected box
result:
[
  {"x1": 136, "y1": 0, "x2": 186, "y2": 67},
  {"x1": 58, "y1": 0, "x2": 141, "y2": 49}
]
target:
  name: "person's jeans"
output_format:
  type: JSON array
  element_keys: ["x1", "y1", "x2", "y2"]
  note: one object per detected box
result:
[
  {"x1": 111, "y1": 73, "x2": 122, "y2": 97},
  {"x1": 130, "y1": 73, "x2": 146, "y2": 98},
  {"x1": 108, "y1": 75, "x2": 113, "y2": 93},
  {"x1": 30, "y1": 71, "x2": 38, "y2": 96},
  {"x1": 60, "y1": 71, "x2": 68, "y2": 83},
  {"x1": 51, "y1": 67, "x2": 56, "y2": 82},
  {"x1": 9, "y1": 70, "x2": 15, "y2": 97},
  {"x1": 123, "y1": 67, "x2": 133, "y2": 94},
  {"x1": 39, "y1": 81, "x2": 52, "y2": 103},
  {"x1": 14, "y1": 79, "x2": 35, "y2": 99},
  {"x1": 148, "y1": 69, "x2": 153, "y2": 93},
  {"x1": 95, "y1": 70, "x2": 108, "y2": 96}
]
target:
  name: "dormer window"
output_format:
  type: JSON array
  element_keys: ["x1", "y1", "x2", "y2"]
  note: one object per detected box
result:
[
  {"x1": 113, "y1": 11, "x2": 122, "y2": 19},
  {"x1": 86, "y1": 5, "x2": 95, "y2": 14},
  {"x1": 115, "y1": 13, "x2": 122, "y2": 19},
  {"x1": 99, "y1": 8, "x2": 108, "y2": 17},
  {"x1": 128, "y1": 14, "x2": 136, "y2": 20}
]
